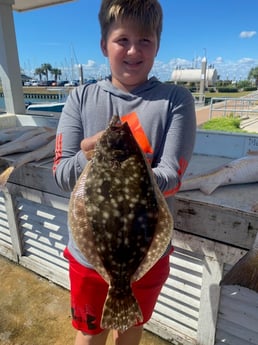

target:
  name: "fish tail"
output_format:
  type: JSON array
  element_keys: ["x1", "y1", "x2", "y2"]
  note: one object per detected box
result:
[
  {"x1": 0, "y1": 166, "x2": 14, "y2": 189},
  {"x1": 101, "y1": 290, "x2": 143, "y2": 332},
  {"x1": 220, "y1": 249, "x2": 258, "y2": 292}
]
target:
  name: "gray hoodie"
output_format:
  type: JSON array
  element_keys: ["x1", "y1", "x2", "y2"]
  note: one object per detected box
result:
[{"x1": 53, "y1": 76, "x2": 196, "y2": 267}]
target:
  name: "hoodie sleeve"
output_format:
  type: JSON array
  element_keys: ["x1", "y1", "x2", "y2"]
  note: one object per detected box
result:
[
  {"x1": 53, "y1": 87, "x2": 88, "y2": 192},
  {"x1": 153, "y1": 87, "x2": 196, "y2": 196}
]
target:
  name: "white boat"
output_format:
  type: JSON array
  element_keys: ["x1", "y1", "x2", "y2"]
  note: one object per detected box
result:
[
  {"x1": 26, "y1": 88, "x2": 67, "y2": 117},
  {"x1": 26, "y1": 102, "x2": 65, "y2": 117}
]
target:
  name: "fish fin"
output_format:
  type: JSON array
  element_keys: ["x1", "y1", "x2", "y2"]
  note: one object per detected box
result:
[
  {"x1": 132, "y1": 181, "x2": 173, "y2": 282},
  {"x1": 101, "y1": 288, "x2": 143, "y2": 332},
  {"x1": 220, "y1": 249, "x2": 258, "y2": 293},
  {"x1": 199, "y1": 183, "x2": 220, "y2": 195},
  {"x1": 0, "y1": 166, "x2": 14, "y2": 188},
  {"x1": 68, "y1": 166, "x2": 110, "y2": 283}
]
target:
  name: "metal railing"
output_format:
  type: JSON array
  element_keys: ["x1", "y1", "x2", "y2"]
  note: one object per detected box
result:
[{"x1": 209, "y1": 97, "x2": 258, "y2": 120}]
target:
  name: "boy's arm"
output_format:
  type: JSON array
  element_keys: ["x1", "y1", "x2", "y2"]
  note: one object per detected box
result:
[
  {"x1": 53, "y1": 88, "x2": 87, "y2": 192},
  {"x1": 153, "y1": 89, "x2": 196, "y2": 197}
]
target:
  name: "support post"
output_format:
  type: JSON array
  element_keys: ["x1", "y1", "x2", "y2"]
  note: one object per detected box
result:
[{"x1": 0, "y1": 0, "x2": 25, "y2": 114}]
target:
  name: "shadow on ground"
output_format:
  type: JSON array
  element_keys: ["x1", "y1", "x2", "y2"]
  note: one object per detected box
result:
[{"x1": 0, "y1": 256, "x2": 171, "y2": 345}]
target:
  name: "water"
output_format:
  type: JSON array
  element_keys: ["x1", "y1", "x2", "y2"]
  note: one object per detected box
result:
[
  {"x1": 0, "y1": 95, "x2": 65, "y2": 112},
  {"x1": 0, "y1": 96, "x2": 5, "y2": 111}
]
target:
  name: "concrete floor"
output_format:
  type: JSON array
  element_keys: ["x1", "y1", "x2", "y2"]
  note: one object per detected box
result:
[{"x1": 0, "y1": 255, "x2": 171, "y2": 345}]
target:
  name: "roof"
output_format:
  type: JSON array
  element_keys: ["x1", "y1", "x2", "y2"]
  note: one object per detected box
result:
[{"x1": 12, "y1": 0, "x2": 76, "y2": 12}]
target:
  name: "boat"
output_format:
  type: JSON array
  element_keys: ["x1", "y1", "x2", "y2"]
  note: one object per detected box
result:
[
  {"x1": 26, "y1": 102, "x2": 65, "y2": 117},
  {"x1": 26, "y1": 88, "x2": 67, "y2": 117}
]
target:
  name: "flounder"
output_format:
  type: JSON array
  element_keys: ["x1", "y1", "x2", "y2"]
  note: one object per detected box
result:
[{"x1": 68, "y1": 115, "x2": 173, "y2": 332}]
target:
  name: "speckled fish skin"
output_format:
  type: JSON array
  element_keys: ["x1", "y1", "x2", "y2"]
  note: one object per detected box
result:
[
  {"x1": 180, "y1": 153, "x2": 258, "y2": 195},
  {"x1": 68, "y1": 115, "x2": 173, "y2": 332}
]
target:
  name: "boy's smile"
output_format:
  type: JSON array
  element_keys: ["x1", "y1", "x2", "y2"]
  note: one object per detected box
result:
[{"x1": 101, "y1": 19, "x2": 159, "y2": 92}]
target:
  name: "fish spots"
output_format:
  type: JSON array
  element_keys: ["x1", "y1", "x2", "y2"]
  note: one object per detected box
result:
[
  {"x1": 102, "y1": 211, "x2": 110, "y2": 220},
  {"x1": 68, "y1": 116, "x2": 173, "y2": 332}
]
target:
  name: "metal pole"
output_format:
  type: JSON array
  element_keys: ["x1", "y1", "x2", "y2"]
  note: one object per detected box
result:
[
  {"x1": 199, "y1": 56, "x2": 207, "y2": 104},
  {"x1": 79, "y1": 64, "x2": 84, "y2": 85}
]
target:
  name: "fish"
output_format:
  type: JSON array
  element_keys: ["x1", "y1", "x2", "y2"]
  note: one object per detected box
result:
[
  {"x1": 0, "y1": 127, "x2": 56, "y2": 157},
  {"x1": 68, "y1": 115, "x2": 173, "y2": 332},
  {"x1": 220, "y1": 232, "x2": 258, "y2": 292},
  {"x1": 0, "y1": 138, "x2": 55, "y2": 188},
  {"x1": 0, "y1": 126, "x2": 39, "y2": 145},
  {"x1": 179, "y1": 151, "x2": 258, "y2": 195}
]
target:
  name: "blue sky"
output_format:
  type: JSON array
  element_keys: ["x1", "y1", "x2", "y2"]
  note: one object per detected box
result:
[{"x1": 13, "y1": 0, "x2": 258, "y2": 82}]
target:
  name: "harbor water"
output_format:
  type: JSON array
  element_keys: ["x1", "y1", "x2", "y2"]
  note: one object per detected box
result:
[{"x1": 0, "y1": 92, "x2": 67, "y2": 112}]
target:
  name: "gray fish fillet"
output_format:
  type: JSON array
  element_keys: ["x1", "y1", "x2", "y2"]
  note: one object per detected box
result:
[
  {"x1": 0, "y1": 126, "x2": 39, "y2": 145},
  {"x1": 180, "y1": 153, "x2": 258, "y2": 195},
  {"x1": 68, "y1": 115, "x2": 173, "y2": 332},
  {"x1": 0, "y1": 127, "x2": 56, "y2": 157},
  {"x1": 220, "y1": 232, "x2": 258, "y2": 292},
  {"x1": 0, "y1": 138, "x2": 55, "y2": 188}
]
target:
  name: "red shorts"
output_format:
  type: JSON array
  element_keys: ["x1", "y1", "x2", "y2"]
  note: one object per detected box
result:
[{"x1": 64, "y1": 246, "x2": 173, "y2": 335}]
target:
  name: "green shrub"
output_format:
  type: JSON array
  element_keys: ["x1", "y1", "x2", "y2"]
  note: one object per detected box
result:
[
  {"x1": 243, "y1": 86, "x2": 257, "y2": 91},
  {"x1": 217, "y1": 87, "x2": 238, "y2": 93},
  {"x1": 201, "y1": 115, "x2": 244, "y2": 132}
]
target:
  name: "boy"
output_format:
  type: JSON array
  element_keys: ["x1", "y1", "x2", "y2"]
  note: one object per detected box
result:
[{"x1": 53, "y1": 0, "x2": 196, "y2": 344}]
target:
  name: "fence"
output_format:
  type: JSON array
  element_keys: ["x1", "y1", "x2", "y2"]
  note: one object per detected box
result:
[{"x1": 209, "y1": 96, "x2": 258, "y2": 120}]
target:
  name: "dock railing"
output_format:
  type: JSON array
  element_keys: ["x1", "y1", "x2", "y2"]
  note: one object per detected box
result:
[{"x1": 209, "y1": 97, "x2": 258, "y2": 120}]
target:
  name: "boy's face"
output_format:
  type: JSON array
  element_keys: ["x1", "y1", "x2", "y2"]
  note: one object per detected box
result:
[{"x1": 101, "y1": 19, "x2": 159, "y2": 92}]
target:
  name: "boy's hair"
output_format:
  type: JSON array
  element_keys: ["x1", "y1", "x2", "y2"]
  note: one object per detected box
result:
[{"x1": 98, "y1": 0, "x2": 163, "y2": 43}]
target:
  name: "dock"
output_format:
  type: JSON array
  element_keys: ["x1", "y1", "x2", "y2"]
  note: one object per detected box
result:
[{"x1": 0, "y1": 113, "x2": 258, "y2": 345}]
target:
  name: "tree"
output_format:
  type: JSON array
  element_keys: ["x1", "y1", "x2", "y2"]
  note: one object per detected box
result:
[
  {"x1": 40, "y1": 63, "x2": 53, "y2": 81},
  {"x1": 51, "y1": 68, "x2": 62, "y2": 81},
  {"x1": 248, "y1": 66, "x2": 258, "y2": 87},
  {"x1": 34, "y1": 67, "x2": 44, "y2": 81}
]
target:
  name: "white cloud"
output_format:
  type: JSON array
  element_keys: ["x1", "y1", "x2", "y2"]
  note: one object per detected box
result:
[
  {"x1": 23, "y1": 55, "x2": 258, "y2": 82},
  {"x1": 151, "y1": 56, "x2": 258, "y2": 81},
  {"x1": 239, "y1": 31, "x2": 257, "y2": 38},
  {"x1": 214, "y1": 57, "x2": 223, "y2": 64},
  {"x1": 211, "y1": 57, "x2": 258, "y2": 80},
  {"x1": 84, "y1": 59, "x2": 96, "y2": 68},
  {"x1": 238, "y1": 57, "x2": 255, "y2": 64}
]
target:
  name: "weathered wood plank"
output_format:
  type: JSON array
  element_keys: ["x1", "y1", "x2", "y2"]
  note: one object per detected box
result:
[
  {"x1": 197, "y1": 256, "x2": 223, "y2": 345},
  {"x1": 7, "y1": 177, "x2": 70, "y2": 204},
  {"x1": 19, "y1": 256, "x2": 69, "y2": 289},
  {"x1": 0, "y1": 244, "x2": 16, "y2": 261},
  {"x1": 157, "y1": 293, "x2": 199, "y2": 325},
  {"x1": 172, "y1": 230, "x2": 246, "y2": 265},
  {"x1": 161, "y1": 285, "x2": 200, "y2": 309},
  {"x1": 3, "y1": 157, "x2": 70, "y2": 198},
  {"x1": 174, "y1": 197, "x2": 258, "y2": 249},
  {"x1": 2, "y1": 187, "x2": 23, "y2": 256},
  {"x1": 194, "y1": 130, "x2": 258, "y2": 158}
]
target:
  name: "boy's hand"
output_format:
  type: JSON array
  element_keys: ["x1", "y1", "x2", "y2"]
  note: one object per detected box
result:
[{"x1": 81, "y1": 131, "x2": 104, "y2": 160}]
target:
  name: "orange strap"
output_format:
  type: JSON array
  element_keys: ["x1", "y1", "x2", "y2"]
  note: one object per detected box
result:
[
  {"x1": 53, "y1": 133, "x2": 63, "y2": 174},
  {"x1": 121, "y1": 112, "x2": 153, "y2": 154},
  {"x1": 163, "y1": 157, "x2": 188, "y2": 197}
]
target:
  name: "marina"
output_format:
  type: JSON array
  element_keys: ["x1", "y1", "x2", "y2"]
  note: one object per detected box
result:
[{"x1": 0, "y1": 87, "x2": 68, "y2": 116}]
